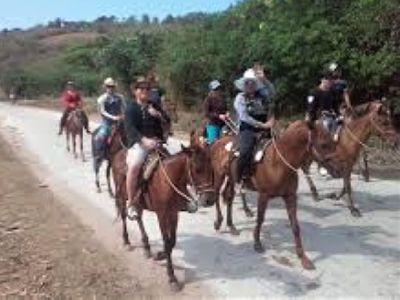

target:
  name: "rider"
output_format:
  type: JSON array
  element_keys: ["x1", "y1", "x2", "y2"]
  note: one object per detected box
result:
[
  {"x1": 94, "y1": 77, "x2": 125, "y2": 157},
  {"x1": 58, "y1": 81, "x2": 90, "y2": 135},
  {"x1": 329, "y1": 62, "x2": 352, "y2": 112},
  {"x1": 233, "y1": 67, "x2": 276, "y2": 193},
  {"x1": 125, "y1": 76, "x2": 169, "y2": 216},
  {"x1": 202, "y1": 80, "x2": 229, "y2": 144},
  {"x1": 147, "y1": 72, "x2": 166, "y2": 107}
]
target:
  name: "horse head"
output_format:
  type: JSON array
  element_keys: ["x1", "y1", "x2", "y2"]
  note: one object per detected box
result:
[
  {"x1": 181, "y1": 144, "x2": 217, "y2": 208},
  {"x1": 309, "y1": 122, "x2": 343, "y2": 178}
]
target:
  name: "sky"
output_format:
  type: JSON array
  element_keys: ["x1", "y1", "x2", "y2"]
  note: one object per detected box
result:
[{"x1": 0, "y1": 0, "x2": 238, "y2": 30}]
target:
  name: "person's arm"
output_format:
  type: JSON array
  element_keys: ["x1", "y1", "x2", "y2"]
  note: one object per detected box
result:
[
  {"x1": 124, "y1": 103, "x2": 143, "y2": 145},
  {"x1": 97, "y1": 95, "x2": 120, "y2": 121},
  {"x1": 306, "y1": 91, "x2": 318, "y2": 124},
  {"x1": 150, "y1": 100, "x2": 171, "y2": 123},
  {"x1": 234, "y1": 94, "x2": 264, "y2": 128}
]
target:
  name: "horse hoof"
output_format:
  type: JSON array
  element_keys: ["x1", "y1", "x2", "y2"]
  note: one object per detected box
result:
[
  {"x1": 170, "y1": 281, "x2": 183, "y2": 292},
  {"x1": 254, "y1": 242, "x2": 265, "y2": 253},
  {"x1": 301, "y1": 258, "x2": 316, "y2": 270},
  {"x1": 350, "y1": 208, "x2": 362, "y2": 217},
  {"x1": 154, "y1": 251, "x2": 167, "y2": 261},
  {"x1": 245, "y1": 210, "x2": 254, "y2": 218},
  {"x1": 229, "y1": 226, "x2": 240, "y2": 236},
  {"x1": 214, "y1": 220, "x2": 222, "y2": 231}
]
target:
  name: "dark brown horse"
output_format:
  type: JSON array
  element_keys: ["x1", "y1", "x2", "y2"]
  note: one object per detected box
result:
[
  {"x1": 302, "y1": 101, "x2": 399, "y2": 217},
  {"x1": 111, "y1": 144, "x2": 216, "y2": 291},
  {"x1": 197, "y1": 121, "x2": 341, "y2": 269},
  {"x1": 65, "y1": 109, "x2": 85, "y2": 161}
]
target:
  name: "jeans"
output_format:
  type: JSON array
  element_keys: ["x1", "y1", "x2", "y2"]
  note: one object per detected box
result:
[{"x1": 236, "y1": 129, "x2": 257, "y2": 182}]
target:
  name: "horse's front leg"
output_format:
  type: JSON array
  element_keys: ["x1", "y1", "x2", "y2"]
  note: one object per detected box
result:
[
  {"x1": 225, "y1": 180, "x2": 239, "y2": 235},
  {"x1": 361, "y1": 150, "x2": 370, "y2": 182},
  {"x1": 79, "y1": 132, "x2": 85, "y2": 161},
  {"x1": 135, "y1": 207, "x2": 151, "y2": 258},
  {"x1": 302, "y1": 166, "x2": 320, "y2": 202},
  {"x1": 213, "y1": 174, "x2": 225, "y2": 231},
  {"x1": 254, "y1": 193, "x2": 269, "y2": 253},
  {"x1": 157, "y1": 212, "x2": 182, "y2": 291},
  {"x1": 283, "y1": 194, "x2": 315, "y2": 270},
  {"x1": 343, "y1": 174, "x2": 361, "y2": 217},
  {"x1": 66, "y1": 132, "x2": 70, "y2": 152},
  {"x1": 241, "y1": 192, "x2": 254, "y2": 217},
  {"x1": 72, "y1": 134, "x2": 78, "y2": 159}
]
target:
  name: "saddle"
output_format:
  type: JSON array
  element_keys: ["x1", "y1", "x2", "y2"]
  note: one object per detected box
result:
[{"x1": 141, "y1": 147, "x2": 170, "y2": 182}]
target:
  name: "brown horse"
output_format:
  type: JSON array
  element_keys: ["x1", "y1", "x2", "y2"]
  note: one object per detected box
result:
[
  {"x1": 197, "y1": 121, "x2": 341, "y2": 269},
  {"x1": 302, "y1": 101, "x2": 399, "y2": 217},
  {"x1": 65, "y1": 109, "x2": 85, "y2": 161},
  {"x1": 111, "y1": 144, "x2": 216, "y2": 291},
  {"x1": 190, "y1": 119, "x2": 254, "y2": 229}
]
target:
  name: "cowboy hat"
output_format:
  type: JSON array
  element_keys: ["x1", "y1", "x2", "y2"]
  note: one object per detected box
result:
[
  {"x1": 234, "y1": 68, "x2": 265, "y2": 92},
  {"x1": 208, "y1": 80, "x2": 222, "y2": 91},
  {"x1": 103, "y1": 77, "x2": 117, "y2": 87}
]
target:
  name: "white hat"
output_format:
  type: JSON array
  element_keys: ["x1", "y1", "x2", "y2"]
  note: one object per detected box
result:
[
  {"x1": 328, "y1": 62, "x2": 338, "y2": 72},
  {"x1": 208, "y1": 80, "x2": 221, "y2": 91},
  {"x1": 234, "y1": 68, "x2": 265, "y2": 92},
  {"x1": 104, "y1": 77, "x2": 116, "y2": 87}
]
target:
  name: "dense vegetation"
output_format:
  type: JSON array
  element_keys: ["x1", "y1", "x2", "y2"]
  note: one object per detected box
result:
[{"x1": 0, "y1": 0, "x2": 399, "y2": 114}]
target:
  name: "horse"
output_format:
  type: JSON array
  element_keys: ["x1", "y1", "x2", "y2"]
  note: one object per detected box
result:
[
  {"x1": 91, "y1": 123, "x2": 123, "y2": 196},
  {"x1": 64, "y1": 109, "x2": 85, "y2": 161},
  {"x1": 111, "y1": 144, "x2": 216, "y2": 291},
  {"x1": 212, "y1": 120, "x2": 341, "y2": 269},
  {"x1": 190, "y1": 118, "x2": 255, "y2": 228},
  {"x1": 302, "y1": 101, "x2": 399, "y2": 217}
]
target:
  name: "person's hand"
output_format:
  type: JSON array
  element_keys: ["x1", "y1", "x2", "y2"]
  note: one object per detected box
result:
[
  {"x1": 219, "y1": 114, "x2": 228, "y2": 121},
  {"x1": 148, "y1": 106, "x2": 161, "y2": 118},
  {"x1": 141, "y1": 137, "x2": 159, "y2": 150},
  {"x1": 263, "y1": 117, "x2": 276, "y2": 129}
]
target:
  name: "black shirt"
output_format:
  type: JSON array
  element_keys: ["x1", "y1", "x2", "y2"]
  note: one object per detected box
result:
[
  {"x1": 124, "y1": 99, "x2": 164, "y2": 148},
  {"x1": 307, "y1": 88, "x2": 339, "y2": 122}
]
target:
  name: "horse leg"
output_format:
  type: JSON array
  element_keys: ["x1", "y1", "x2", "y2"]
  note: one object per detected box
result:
[
  {"x1": 214, "y1": 175, "x2": 226, "y2": 231},
  {"x1": 66, "y1": 131, "x2": 70, "y2": 152},
  {"x1": 254, "y1": 194, "x2": 269, "y2": 253},
  {"x1": 118, "y1": 194, "x2": 130, "y2": 246},
  {"x1": 106, "y1": 161, "x2": 114, "y2": 198},
  {"x1": 73, "y1": 134, "x2": 77, "y2": 159},
  {"x1": 157, "y1": 212, "x2": 182, "y2": 291},
  {"x1": 80, "y1": 133, "x2": 85, "y2": 161},
  {"x1": 343, "y1": 174, "x2": 362, "y2": 217},
  {"x1": 361, "y1": 150, "x2": 370, "y2": 182},
  {"x1": 94, "y1": 158, "x2": 102, "y2": 193},
  {"x1": 135, "y1": 208, "x2": 151, "y2": 258},
  {"x1": 241, "y1": 192, "x2": 254, "y2": 217},
  {"x1": 226, "y1": 181, "x2": 239, "y2": 235},
  {"x1": 283, "y1": 194, "x2": 315, "y2": 270},
  {"x1": 302, "y1": 166, "x2": 320, "y2": 201}
]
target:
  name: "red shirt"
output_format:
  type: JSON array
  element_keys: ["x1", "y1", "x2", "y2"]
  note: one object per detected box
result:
[{"x1": 61, "y1": 90, "x2": 82, "y2": 109}]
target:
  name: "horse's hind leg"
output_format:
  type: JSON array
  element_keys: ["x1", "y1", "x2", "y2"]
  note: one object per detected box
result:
[
  {"x1": 116, "y1": 181, "x2": 130, "y2": 246},
  {"x1": 106, "y1": 161, "x2": 114, "y2": 197},
  {"x1": 283, "y1": 194, "x2": 315, "y2": 270},
  {"x1": 66, "y1": 132, "x2": 70, "y2": 152},
  {"x1": 94, "y1": 158, "x2": 102, "y2": 193},
  {"x1": 135, "y1": 208, "x2": 151, "y2": 258}
]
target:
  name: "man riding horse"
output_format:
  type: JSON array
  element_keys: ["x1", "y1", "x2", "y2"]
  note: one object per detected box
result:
[
  {"x1": 93, "y1": 78, "x2": 125, "y2": 160},
  {"x1": 58, "y1": 81, "x2": 90, "y2": 135},
  {"x1": 233, "y1": 65, "x2": 276, "y2": 194},
  {"x1": 124, "y1": 76, "x2": 176, "y2": 218}
]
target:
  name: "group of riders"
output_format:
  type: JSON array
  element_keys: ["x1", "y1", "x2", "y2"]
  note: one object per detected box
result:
[{"x1": 57, "y1": 62, "x2": 351, "y2": 215}]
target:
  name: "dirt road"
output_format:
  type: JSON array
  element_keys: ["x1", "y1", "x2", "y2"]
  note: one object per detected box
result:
[{"x1": 0, "y1": 102, "x2": 399, "y2": 298}]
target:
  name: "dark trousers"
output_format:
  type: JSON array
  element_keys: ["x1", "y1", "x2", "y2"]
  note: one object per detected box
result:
[
  {"x1": 59, "y1": 107, "x2": 89, "y2": 132},
  {"x1": 236, "y1": 129, "x2": 257, "y2": 183}
]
